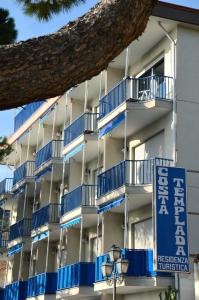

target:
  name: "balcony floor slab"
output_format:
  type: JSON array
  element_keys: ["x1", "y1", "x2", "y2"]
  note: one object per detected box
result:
[
  {"x1": 98, "y1": 99, "x2": 173, "y2": 139},
  {"x1": 60, "y1": 207, "x2": 98, "y2": 228},
  {"x1": 7, "y1": 237, "x2": 31, "y2": 251},
  {"x1": 34, "y1": 158, "x2": 63, "y2": 176},
  {"x1": 31, "y1": 224, "x2": 60, "y2": 241},
  {"x1": 63, "y1": 134, "x2": 98, "y2": 162},
  {"x1": 94, "y1": 276, "x2": 175, "y2": 294},
  {"x1": 12, "y1": 178, "x2": 35, "y2": 193},
  {"x1": 28, "y1": 295, "x2": 56, "y2": 300},
  {"x1": 56, "y1": 287, "x2": 100, "y2": 299},
  {"x1": 97, "y1": 185, "x2": 153, "y2": 213}
]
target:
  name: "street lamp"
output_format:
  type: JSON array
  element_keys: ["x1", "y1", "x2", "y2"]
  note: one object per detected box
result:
[{"x1": 101, "y1": 245, "x2": 129, "y2": 300}]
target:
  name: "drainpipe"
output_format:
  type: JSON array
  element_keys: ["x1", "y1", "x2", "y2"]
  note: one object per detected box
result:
[{"x1": 158, "y1": 21, "x2": 180, "y2": 299}]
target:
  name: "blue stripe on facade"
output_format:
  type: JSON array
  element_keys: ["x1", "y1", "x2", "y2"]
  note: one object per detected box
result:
[
  {"x1": 8, "y1": 243, "x2": 23, "y2": 256},
  {"x1": 61, "y1": 217, "x2": 81, "y2": 229},
  {"x1": 32, "y1": 231, "x2": 49, "y2": 243},
  {"x1": 63, "y1": 143, "x2": 84, "y2": 161},
  {"x1": 98, "y1": 195, "x2": 125, "y2": 214},
  {"x1": 99, "y1": 112, "x2": 125, "y2": 138}
]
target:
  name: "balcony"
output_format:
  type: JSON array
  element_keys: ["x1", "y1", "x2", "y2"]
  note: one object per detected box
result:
[
  {"x1": 61, "y1": 185, "x2": 96, "y2": 215},
  {"x1": 98, "y1": 76, "x2": 173, "y2": 139},
  {"x1": 32, "y1": 203, "x2": 60, "y2": 231},
  {"x1": 64, "y1": 113, "x2": 98, "y2": 147},
  {"x1": 9, "y1": 219, "x2": 31, "y2": 242},
  {"x1": 4, "y1": 281, "x2": 28, "y2": 300},
  {"x1": 27, "y1": 272, "x2": 57, "y2": 297},
  {"x1": 0, "y1": 231, "x2": 9, "y2": 249},
  {"x1": 13, "y1": 161, "x2": 35, "y2": 191},
  {"x1": 95, "y1": 249, "x2": 173, "y2": 292},
  {"x1": 35, "y1": 140, "x2": 63, "y2": 173},
  {"x1": 99, "y1": 76, "x2": 173, "y2": 119},
  {"x1": 97, "y1": 158, "x2": 173, "y2": 199},
  {"x1": 63, "y1": 113, "x2": 98, "y2": 161},
  {"x1": 0, "y1": 178, "x2": 13, "y2": 199},
  {"x1": 14, "y1": 101, "x2": 44, "y2": 132},
  {"x1": 60, "y1": 185, "x2": 97, "y2": 226},
  {"x1": 57, "y1": 262, "x2": 95, "y2": 292}
]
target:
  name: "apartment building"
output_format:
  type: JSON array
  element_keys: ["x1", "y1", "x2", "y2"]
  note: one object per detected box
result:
[{"x1": 0, "y1": 2, "x2": 199, "y2": 300}]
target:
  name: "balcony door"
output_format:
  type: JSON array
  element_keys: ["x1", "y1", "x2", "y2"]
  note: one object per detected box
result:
[
  {"x1": 138, "y1": 59, "x2": 164, "y2": 100},
  {"x1": 134, "y1": 131, "x2": 164, "y2": 184}
]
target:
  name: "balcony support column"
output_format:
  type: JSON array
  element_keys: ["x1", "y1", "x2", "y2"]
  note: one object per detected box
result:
[
  {"x1": 58, "y1": 227, "x2": 64, "y2": 268},
  {"x1": 51, "y1": 103, "x2": 57, "y2": 140},
  {"x1": 81, "y1": 142, "x2": 86, "y2": 185},
  {"x1": 79, "y1": 217, "x2": 83, "y2": 262},
  {"x1": 45, "y1": 234, "x2": 50, "y2": 273},
  {"x1": 96, "y1": 213, "x2": 101, "y2": 256},
  {"x1": 26, "y1": 130, "x2": 31, "y2": 161},
  {"x1": 124, "y1": 110, "x2": 128, "y2": 161},
  {"x1": 124, "y1": 194, "x2": 129, "y2": 249},
  {"x1": 18, "y1": 184, "x2": 28, "y2": 281},
  {"x1": 84, "y1": 81, "x2": 88, "y2": 112},
  {"x1": 125, "y1": 47, "x2": 129, "y2": 78},
  {"x1": 49, "y1": 164, "x2": 54, "y2": 204}
]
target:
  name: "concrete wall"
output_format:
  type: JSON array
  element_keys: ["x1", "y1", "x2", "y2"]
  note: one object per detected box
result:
[
  {"x1": 175, "y1": 25, "x2": 199, "y2": 300},
  {"x1": 128, "y1": 113, "x2": 173, "y2": 162},
  {"x1": 70, "y1": 99, "x2": 84, "y2": 122},
  {"x1": 104, "y1": 136, "x2": 124, "y2": 170},
  {"x1": 107, "y1": 67, "x2": 124, "y2": 92},
  {"x1": 68, "y1": 159, "x2": 82, "y2": 190},
  {"x1": 103, "y1": 212, "x2": 124, "y2": 252},
  {"x1": 65, "y1": 228, "x2": 80, "y2": 264}
]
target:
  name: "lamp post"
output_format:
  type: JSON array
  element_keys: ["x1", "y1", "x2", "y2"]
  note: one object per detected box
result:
[{"x1": 101, "y1": 245, "x2": 129, "y2": 300}]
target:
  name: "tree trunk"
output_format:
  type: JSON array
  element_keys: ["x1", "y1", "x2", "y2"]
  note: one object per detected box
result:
[{"x1": 0, "y1": 0, "x2": 157, "y2": 110}]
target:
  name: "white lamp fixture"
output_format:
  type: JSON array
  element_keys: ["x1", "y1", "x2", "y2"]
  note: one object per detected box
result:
[
  {"x1": 101, "y1": 260, "x2": 113, "y2": 277},
  {"x1": 116, "y1": 258, "x2": 129, "y2": 275},
  {"x1": 109, "y1": 245, "x2": 121, "y2": 262}
]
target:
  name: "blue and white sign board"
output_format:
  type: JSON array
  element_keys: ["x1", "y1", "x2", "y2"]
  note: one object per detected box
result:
[{"x1": 154, "y1": 166, "x2": 189, "y2": 273}]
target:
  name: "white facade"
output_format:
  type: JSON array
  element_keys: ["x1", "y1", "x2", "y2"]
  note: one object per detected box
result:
[{"x1": 0, "y1": 2, "x2": 199, "y2": 300}]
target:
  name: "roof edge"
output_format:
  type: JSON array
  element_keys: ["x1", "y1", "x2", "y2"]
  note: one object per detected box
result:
[{"x1": 153, "y1": 1, "x2": 199, "y2": 26}]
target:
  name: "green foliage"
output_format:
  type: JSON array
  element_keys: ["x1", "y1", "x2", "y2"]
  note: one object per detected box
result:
[
  {"x1": 0, "y1": 137, "x2": 12, "y2": 162},
  {"x1": 159, "y1": 287, "x2": 178, "y2": 300},
  {"x1": 0, "y1": 8, "x2": 17, "y2": 45},
  {"x1": 16, "y1": 0, "x2": 86, "y2": 21}
]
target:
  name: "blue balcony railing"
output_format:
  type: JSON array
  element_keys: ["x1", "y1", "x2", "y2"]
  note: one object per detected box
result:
[
  {"x1": 99, "y1": 75, "x2": 173, "y2": 118},
  {"x1": 0, "y1": 178, "x2": 13, "y2": 195},
  {"x1": 4, "y1": 281, "x2": 28, "y2": 300},
  {"x1": 61, "y1": 185, "x2": 96, "y2": 216},
  {"x1": 9, "y1": 219, "x2": 31, "y2": 241},
  {"x1": 35, "y1": 140, "x2": 63, "y2": 169},
  {"x1": 0, "y1": 231, "x2": 9, "y2": 248},
  {"x1": 14, "y1": 101, "x2": 44, "y2": 132},
  {"x1": 32, "y1": 203, "x2": 60, "y2": 230},
  {"x1": 97, "y1": 158, "x2": 173, "y2": 198},
  {"x1": 64, "y1": 113, "x2": 98, "y2": 147},
  {"x1": 95, "y1": 249, "x2": 169, "y2": 282},
  {"x1": 57, "y1": 262, "x2": 95, "y2": 290},
  {"x1": 13, "y1": 161, "x2": 35, "y2": 186},
  {"x1": 27, "y1": 272, "x2": 57, "y2": 297}
]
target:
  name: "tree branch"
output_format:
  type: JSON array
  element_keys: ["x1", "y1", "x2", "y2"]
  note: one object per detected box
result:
[{"x1": 0, "y1": 0, "x2": 157, "y2": 110}]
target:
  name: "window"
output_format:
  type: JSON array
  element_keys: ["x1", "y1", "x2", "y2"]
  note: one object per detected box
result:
[{"x1": 132, "y1": 218, "x2": 153, "y2": 249}]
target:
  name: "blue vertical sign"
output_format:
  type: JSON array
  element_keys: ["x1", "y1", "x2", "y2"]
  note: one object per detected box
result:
[{"x1": 154, "y1": 166, "x2": 189, "y2": 273}]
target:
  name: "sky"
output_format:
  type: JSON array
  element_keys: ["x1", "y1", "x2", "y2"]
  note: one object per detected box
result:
[{"x1": 0, "y1": 0, "x2": 199, "y2": 180}]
